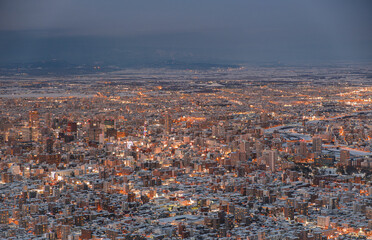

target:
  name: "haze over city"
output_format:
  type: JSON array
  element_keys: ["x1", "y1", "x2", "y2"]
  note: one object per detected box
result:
[
  {"x1": 1, "y1": 0, "x2": 372, "y2": 65},
  {"x1": 0, "y1": 1, "x2": 372, "y2": 240}
]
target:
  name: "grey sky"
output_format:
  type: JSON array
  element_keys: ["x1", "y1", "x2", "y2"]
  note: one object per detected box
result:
[{"x1": 1, "y1": 0, "x2": 371, "y2": 64}]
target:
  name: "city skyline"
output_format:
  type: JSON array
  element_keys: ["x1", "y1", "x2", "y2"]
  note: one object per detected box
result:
[{"x1": 0, "y1": 1, "x2": 371, "y2": 240}]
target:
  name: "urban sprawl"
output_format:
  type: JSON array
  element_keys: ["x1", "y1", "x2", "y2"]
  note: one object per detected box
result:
[{"x1": 0, "y1": 65, "x2": 372, "y2": 240}]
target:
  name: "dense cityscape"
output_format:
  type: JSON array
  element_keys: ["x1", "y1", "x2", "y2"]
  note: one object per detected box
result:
[{"x1": 0, "y1": 64, "x2": 371, "y2": 239}]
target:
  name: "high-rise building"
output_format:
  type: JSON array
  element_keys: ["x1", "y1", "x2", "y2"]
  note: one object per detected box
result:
[
  {"x1": 46, "y1": 138, "x2": 54, "y2": 154},
  {"x1": 29, "y1": 110, "x2": 39, "y2": 128},
  {"x1": 260, "y1": 113, "x2": 269, "y2": 125},
  {"x1": 312, "y1": 137, "x2": 322, "y2": 153},
  {"x1": 35, "y1": 223, "x2": 48, "y2": 236},
  {"x1": 61, "y1": 225, "x2": 71, "y2": 240},
  {"x1": 268, "y1": 150, "x2": 277, "y2": 172},
  {"x1": 317, "y1": 216, "x2": 330, "y2": 229},
  {"x1": 299, "y1": 141, "x2": 307, "y2": 157},
  {"x1": 88, "y1": 121, "x2": 102, "y2": 142},
  {"x1": 28, "y1": 110, "x2": 40, "y2": 142},
  {"x1": 45, "y1": 113, "x2": 51, "y2": 128},
  {"x1": 21, "y1": 127, "x2": 31, "y2": 142},
  {"x1": 165, "y1": 113, "x2": 172, "y2": 134},
  {"x1": 212, "y1": 125, "x2": 217, "y2": 137},
  {"x1": 31, "y1": 127, "x2": 39, "y2": 142},
  {"x1": 0, "y1": 210, "x2": 9, "y2": 224},
  {"x1": 264, "y1": 150, "x2": 277, "y2": 172},
  {"x1": 240, "y1": 140, "x2": 251, "y2": 154},
  {"x1": 340, "y1": 150, "x2": 350, "y2": 165}
]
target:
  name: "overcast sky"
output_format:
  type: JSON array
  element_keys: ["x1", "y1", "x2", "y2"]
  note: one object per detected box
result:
[{"x1": 1, "y1": 0, "x2": 371, "y2": 65}]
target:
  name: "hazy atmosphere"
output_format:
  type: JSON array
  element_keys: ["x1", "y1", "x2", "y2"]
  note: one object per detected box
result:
[
  {"x1": 1, "y1": 0, "x2": 372, "y2": 65},
  {"x1": 1, "y1": 1, "x2": 372, "y2": 239}
]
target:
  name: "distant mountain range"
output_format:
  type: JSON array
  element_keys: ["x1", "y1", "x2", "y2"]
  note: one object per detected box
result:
[{"x1": 0, "y1": 59, "x2": 240, "y2": 76}]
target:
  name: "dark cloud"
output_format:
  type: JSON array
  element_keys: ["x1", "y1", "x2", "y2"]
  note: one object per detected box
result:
[{"x1": 0, "y1": 0, "x2": 371, "y2": 64}]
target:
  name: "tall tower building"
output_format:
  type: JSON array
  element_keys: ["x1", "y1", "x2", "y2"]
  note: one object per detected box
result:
[
  {"x1": 29, "y1": 110, "x2": 40, "y2": 142},
  {"x1": 165, "y1": 113, "x2": 172, "y2": 134},
  {"x1": 29, "y1": 110, "x2": 40, "y2": 128},
  {"x1": 312, "y1": 137, "x2": 322, "y2": 154},
  {"x1": 61, "y1": 225, "x2": 71, "y2": 240},
  {"x1": 340, "y1": 150, "x2": 350, "y2": 165},
  {"x1": 268, "y1": 150, "x2": 277, "y2": 172},
  {"x1": 299, "y1": 141, "x2": 308, "y2": 157},
  {"x1": 46, "y1": 138, "x2": 54, "y2": 154},
  {"x1": 0, "y1": 210, "x2": 9, "y2": 224},
  {"x1": 264, "y1": 150, "x2": 277, "y2": 172},
  {"x1": 240, "y1": 140, "x2": 251, "y2": 154},
  {"x1": 45, "y1": 113, "x2": 51, "y2": 128}
]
